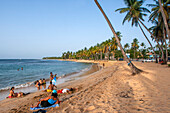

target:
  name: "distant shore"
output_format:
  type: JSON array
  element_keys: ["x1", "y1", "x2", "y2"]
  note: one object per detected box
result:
[{"x1": 0, "y1": 60, "x2": 169, "y2": 113}]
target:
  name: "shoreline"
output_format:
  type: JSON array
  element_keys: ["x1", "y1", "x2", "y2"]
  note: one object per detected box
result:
[
  {"x1": 0, "y1": 60, "x2": 96, "y2": 101},
  {"x1": 0, "y1": 60, "x2": 169, "y2": 113}
]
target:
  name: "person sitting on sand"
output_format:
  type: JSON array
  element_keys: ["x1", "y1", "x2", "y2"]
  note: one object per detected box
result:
[
  {"x1": 44, "y1": 81, "x2": 57, "y2": 93},
  {"x1": 8, "y1": 87, "x2": 23, "y2": 98},
  {"x1": 42, "y1": 78, "x2": 46, "y2": 89},
  {"x1": 31, "y1": 90, "x2": 59, "y2": 108},
  {"x1": 35, "y1": 80, "x2": 40, "y2": 90},
  {"x1": 57, "y1": 87, "x2": 78, "y2": 94}
]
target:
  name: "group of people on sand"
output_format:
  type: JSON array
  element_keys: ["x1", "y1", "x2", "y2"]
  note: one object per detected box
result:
[
  {"x1": 35, "y1": 78, "x2": 46, "y2": 90},
  {"x1": 8, "y1": 71, "x2": 78, "y2": 109}
]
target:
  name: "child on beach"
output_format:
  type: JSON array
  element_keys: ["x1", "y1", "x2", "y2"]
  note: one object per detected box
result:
[
  {"x1": 31, "y1": 90, "x2": 59, "y2": 108},
  {"x1": 44, "y1": 81, "x2": 57, "y2": 93},
  {"x1": 8, "y1": 87, "x2": 24, "y2": 98}
]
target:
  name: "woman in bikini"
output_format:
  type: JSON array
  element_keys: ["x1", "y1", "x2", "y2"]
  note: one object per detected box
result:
[
  {"x1": 8, "y1": 87, "x2": 23, "y2": 98},
  {"x1": 35, "y1": 80, "x2": 40, "y2": 90}
]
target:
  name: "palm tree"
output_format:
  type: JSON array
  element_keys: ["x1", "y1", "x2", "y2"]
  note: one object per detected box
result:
[
  {"x1": 158, "y1": 0, "x2": 170, "y2": 42},
  {"x1": 124, "y1": 43, "x2": 130, "y2": 52},
  {"x1": 115, "y1": 0, "x2": 158, "y2": 57},
  {"x1": 94, "y1": 0, "x2": 142, "y2": 74},
  {"x1": 131, "y1": 38, "x2": 139, "y2": 59},
  {"x1": 149, "y1": 20, "x2": 167, "y2": 63},
  {"x1": 140, "y1": 42, "x2": 145, "y2": 49}
]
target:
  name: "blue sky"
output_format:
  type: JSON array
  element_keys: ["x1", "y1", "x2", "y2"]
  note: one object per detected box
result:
[{"x1": 0, "y1": 0, "x2": 155, "y2": 59}]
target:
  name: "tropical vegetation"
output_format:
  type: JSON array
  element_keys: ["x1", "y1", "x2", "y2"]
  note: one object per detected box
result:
[{"x1": 44, "y1": 0, "x2": 170, "y2": 74}]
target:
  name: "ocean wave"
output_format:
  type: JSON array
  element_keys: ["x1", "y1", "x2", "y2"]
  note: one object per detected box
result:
[
  {"x1": 0, "y1": 64, "x2": 92, "y2": 92},
  {"x1": 0, "y1": 81, "x2": 34, "y2": 92}
]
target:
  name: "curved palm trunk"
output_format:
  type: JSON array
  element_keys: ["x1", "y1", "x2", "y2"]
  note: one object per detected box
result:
[
  {"x1": 134, "y1": 49, "x2": 135, "y2": 59},
  {"x1": 100, "y1": 52, "x2": 102, "y2": 60},
  {"x1": 138, "y1": 19, "x2": 165, "y2": 59},
  {"x1": 138, "y1": 23, "x2": 156, "y2": 56},
  {"x1": 160, "y1": 40, "x2": 165, "y2": 62},
  {"x1": 163, "y1": 25, "x2": 168, "y2": 63},
  {"x1": 94, "y1": 0, "x2": 142, "y2": 74},
  {"x1": 158, "y1": 0, "x2": 170, "y2": 42}
]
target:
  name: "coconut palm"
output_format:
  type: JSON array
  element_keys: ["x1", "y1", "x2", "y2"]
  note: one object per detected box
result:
[
  {"x1": 140, "y1": 42, "x2": 145, "y2": 49},
  {"x1": 158, "y1": 0, "x2": 170, "y2": 41},
  {"x1": 115, "y1": 0, "x2": 158, "y2": 57},
  {"x1": 94, "y1": 0, "x2": 142, "y2": 74},
  {"x1": 131, "y1": 38, "x2": 139, "y2": 58},
  {"x1": 124, "y1": 43, "x2": 130, "y2": 52},
  {"x1": 149, "y1": 19, "x2": 167, "y2": 63}
]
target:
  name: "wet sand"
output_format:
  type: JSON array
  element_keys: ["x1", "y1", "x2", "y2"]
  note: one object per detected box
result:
[{"x1": 0, "y1": 60, "x2": 170, "y2": 113}]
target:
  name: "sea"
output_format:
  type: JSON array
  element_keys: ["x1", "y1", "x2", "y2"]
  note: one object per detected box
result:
[{"x1": 0, "y1": 59, "x2": 92, "y2": 100}]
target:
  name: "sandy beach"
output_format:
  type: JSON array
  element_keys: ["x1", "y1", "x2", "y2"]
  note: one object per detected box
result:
[{"x1": 0, "y1": 60, "x2": 169, "y2": 113}]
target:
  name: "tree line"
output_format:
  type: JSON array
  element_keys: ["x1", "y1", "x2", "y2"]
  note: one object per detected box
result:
[{"x1": 44, "y1": 0, "x2": 170, "y2": 74}]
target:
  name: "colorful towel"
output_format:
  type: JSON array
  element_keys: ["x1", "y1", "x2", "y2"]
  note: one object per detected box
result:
[{"x1": 30, "y1": 104, "x2": 59, "y2": 110}]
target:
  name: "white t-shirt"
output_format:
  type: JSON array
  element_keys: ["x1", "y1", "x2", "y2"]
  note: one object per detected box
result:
[{"x1": 62, "y1": 88, "x2": 70, "y2": 93}]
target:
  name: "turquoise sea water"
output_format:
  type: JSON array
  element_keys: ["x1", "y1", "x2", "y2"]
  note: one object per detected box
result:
[{"x1": 0, "y1": 59, "x2": 92, "y2": 91}]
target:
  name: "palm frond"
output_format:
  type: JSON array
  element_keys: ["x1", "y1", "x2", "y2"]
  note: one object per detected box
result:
[
  {"x1": 122, "y1": 12, "x2": 131, "y2": 24},
  {"x1": 140, "y1": 7, "x2": 151, "y2": 13}
]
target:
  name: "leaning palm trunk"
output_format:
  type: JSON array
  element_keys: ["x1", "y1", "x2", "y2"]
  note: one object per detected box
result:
[
  {"x1": 94, "y1": 0, "x2": 142, "y2": 74},
  {"x1": 100, "y1": 52, "x2": 102, "y2": 60},
  {"x1": 163, "y1": 25, "x2": 168, "y2": 63},
  {"x1": 160, "y1": 40, "x2": 165, "y2": 62},
  {"x1": 138, "y1": 23, "x2": 156, "y2": 56},
  {"x1": 138, "y1": 19, "x2": 165, "y2": 60},
  {"x1": 158, "y1": 0, "x2": 170, "y2": 42}
]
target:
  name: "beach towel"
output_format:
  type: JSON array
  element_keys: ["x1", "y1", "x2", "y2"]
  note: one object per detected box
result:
[{"x1": 30, "y1": 104, "x2": 59, "y2": 110}]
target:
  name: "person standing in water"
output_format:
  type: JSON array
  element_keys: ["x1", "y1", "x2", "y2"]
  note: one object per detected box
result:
[
  {"x1": 50, "y1": 72, "x2": 54, "y2": 82},
  {"x1": 42, "y1": 78, "x2": 46, "y2": 89},
  {"x1": 39, "y1": 79, "x2": 43, "y2": 89},
  {"x1": 35, "y1": 80, "x2": 40, "y2": 90}
]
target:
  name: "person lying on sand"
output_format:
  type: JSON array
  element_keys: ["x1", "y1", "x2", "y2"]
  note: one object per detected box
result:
[
  {"x1": 44, "y1": 81, "x2": 57, "y2": 93},
  {"x1": 8, "y1": 87, "x2": 24, "y2": 98},
  {"x1": 31, "y1": 90, "x2": 59, "y2": 108},
  {"x1": 57, "y1": 87, "x2": 78, "y2": 95}
]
